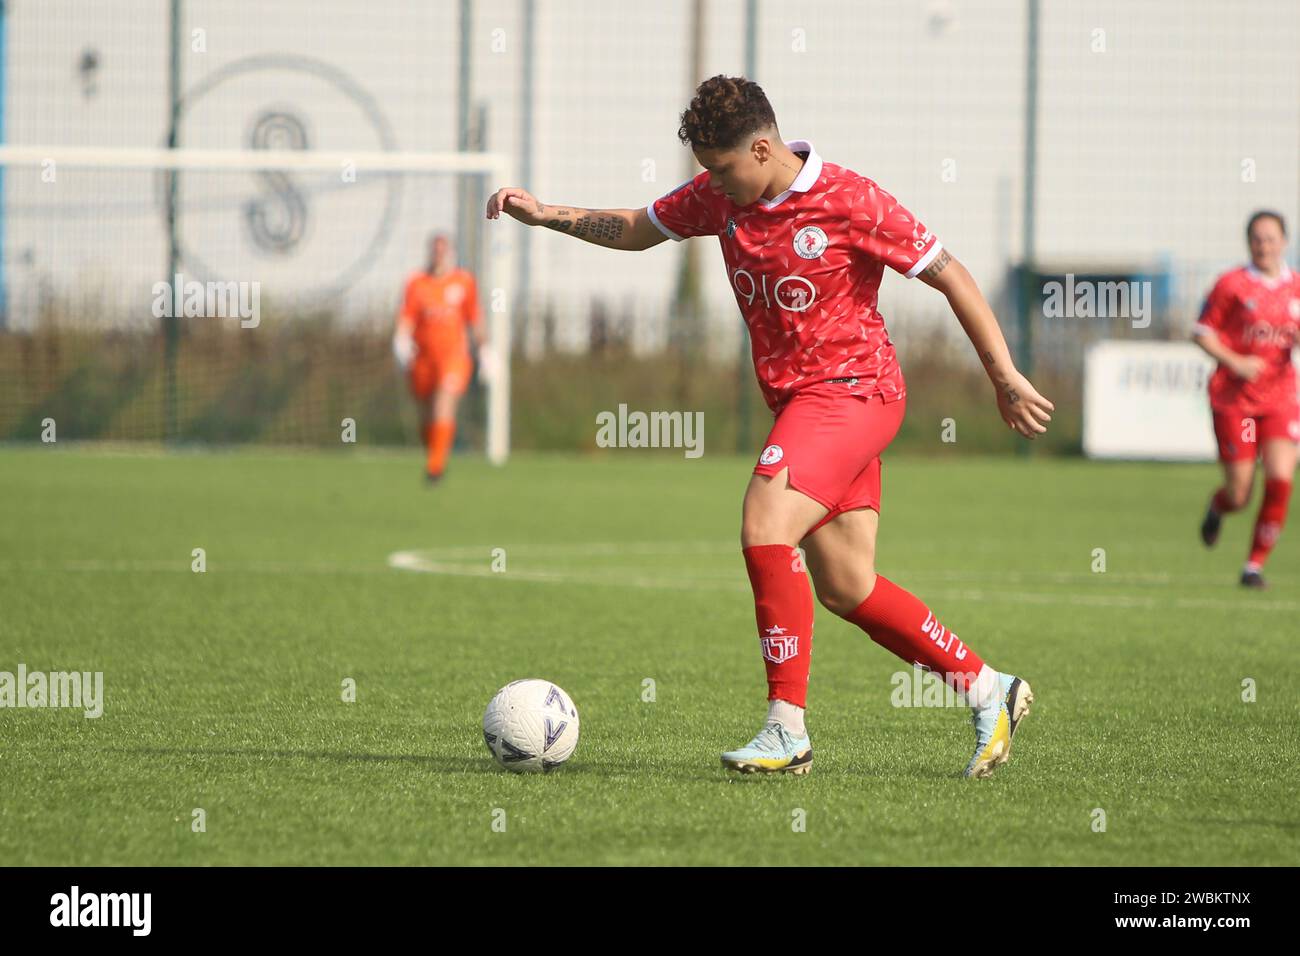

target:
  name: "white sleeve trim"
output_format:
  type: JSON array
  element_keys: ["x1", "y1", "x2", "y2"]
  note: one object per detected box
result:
[
  {"x1": 645, "y1": 203, "x2": 685, "y2": 242},
  {"x1": 905, "y1": 240, "x2": 943, "y2": 279}
]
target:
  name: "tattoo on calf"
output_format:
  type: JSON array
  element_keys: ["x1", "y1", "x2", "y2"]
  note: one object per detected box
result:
[{"x1": 920, "y1": 248, "x2": 952, "y2": 280}]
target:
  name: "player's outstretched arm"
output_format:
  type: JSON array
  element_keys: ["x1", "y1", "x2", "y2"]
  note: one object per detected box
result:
[
  {"x1": 918, "y1": 249, "x2": 1055, "y2": 440},
  {"x1": 485, "y1": 186, "x2": 667, "y2": 252}
]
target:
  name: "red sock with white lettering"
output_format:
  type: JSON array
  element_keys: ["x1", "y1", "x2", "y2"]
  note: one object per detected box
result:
[
  {"x1": 742, "y1": 544, "x2": 814, "y2": 709},
  {"x1": 843, "y1": 575, "x2": 985, "y2": 695},
  {"x1": 1247, "y1": 479, "x2": 1292, "y2": 568}
]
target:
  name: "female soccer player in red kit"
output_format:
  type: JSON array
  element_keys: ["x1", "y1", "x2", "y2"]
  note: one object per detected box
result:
[
  {"x1": 487, "y1": 76, "x2": 1053, "y2": 778},
  {"x1": 1194, "y1": 211, "x2": 1300, "y2": 589}
]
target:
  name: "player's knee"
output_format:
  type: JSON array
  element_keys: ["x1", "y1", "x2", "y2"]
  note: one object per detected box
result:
[
  {"x1": 1227, "y1": 484, "x2": 1253, "y2": 511},
  {"x1": 817, "y1": 589, "x2": 863, "y2": 617},
  {"x1": 740, "y1": 514, "x2": 799, "y2": 548},
  {"x1": 813, "y1": 570, "x2": 877, "y2": 617},
  {"x1": 741, "y1": 527, "x2": 797, "y2": 549},
  {"x1": 814, "y1": 585, "x2": 851, "y2": 616}
]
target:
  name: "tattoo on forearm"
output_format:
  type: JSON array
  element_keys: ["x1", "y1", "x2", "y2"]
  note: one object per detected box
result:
[
  {"x1": 572, "y1": 215, "x2": 625, "y2": 242},
  {"x1": 982, "y1": 350, "x2": 995, "y2": 366},
  {"x1": 919, "y1": 248, "x2": 952, "y2": 280},
  {"x1": 541, "y1": 209, "x2": 625, "y2": 244}
]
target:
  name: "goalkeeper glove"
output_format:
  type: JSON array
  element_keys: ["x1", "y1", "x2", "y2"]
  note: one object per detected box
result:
[{"x1": 392, "y1": 329, "x2": 415, "y2": 370}]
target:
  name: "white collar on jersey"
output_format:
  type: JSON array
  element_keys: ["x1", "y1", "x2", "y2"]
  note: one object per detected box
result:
[
  {"x1": 1245, "y1": 262, "x2": 1293, "y2": 288},
  {"x1": 756, "y1": 139, "x2": 823, "y2": 210}
]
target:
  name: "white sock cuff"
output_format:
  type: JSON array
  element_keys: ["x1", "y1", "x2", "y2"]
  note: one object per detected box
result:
[
  {"x1": 767, "y1": 698, "x2": 806, "y2": 735},
  {"x1": 966, "y1": 665, "x2": 1001, "y2": 711}
]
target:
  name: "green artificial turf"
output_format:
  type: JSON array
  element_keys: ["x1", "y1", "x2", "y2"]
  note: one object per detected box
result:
[{"x1": 1, "y1": 446, "x2": 1297, "y2": 865}]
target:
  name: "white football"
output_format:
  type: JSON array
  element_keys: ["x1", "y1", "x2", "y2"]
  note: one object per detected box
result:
[{"x1": 482, "y1": 679, "x2": 580, "y2": 773}]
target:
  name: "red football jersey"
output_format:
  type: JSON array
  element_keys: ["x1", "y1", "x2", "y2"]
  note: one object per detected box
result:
[
  {"x1": 647, "y1": 139, "x2": 941, "y2": 412},
  {"x1": 1194, "y1": 265, "x2": 1300, "y2": 412}
]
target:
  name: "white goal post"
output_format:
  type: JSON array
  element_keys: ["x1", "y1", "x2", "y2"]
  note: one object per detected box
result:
[{"x1": 0, "y1": 144, "x2": 514, "y2": 465}]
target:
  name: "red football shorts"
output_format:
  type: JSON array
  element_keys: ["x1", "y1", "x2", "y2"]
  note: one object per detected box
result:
[
  {"x1": 752, "y1": 380, "x2": 906, "y2": 537},
  {"x1": 1211, "y1": 403, "x2": 1300, "y2": 462},
  {"x1": 409, "y1": 347, "x2": 472, "y2": 400}
]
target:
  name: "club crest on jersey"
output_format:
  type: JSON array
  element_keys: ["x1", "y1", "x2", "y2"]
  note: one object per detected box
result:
[
  {"x1": 761, "y1": 627, "x2": 799, "y2": 664},
  {"x1": 793, "y1": 225, "x2": 828, "y2": 259},
  {"x1": 726, "y1": 217, "x2": 737, "y2": 238},
  {"x1": 759, "y1": 444, "x2": 784, "y2": 465}
]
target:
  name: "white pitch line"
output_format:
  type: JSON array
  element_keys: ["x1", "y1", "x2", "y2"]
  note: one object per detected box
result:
[
  {"x1": 385, "y1": 550, "x2": 744, "y2": 592},
  {"x1": 384, "y1": 542, "x2": 1281, "y2": 586},
  {"x1": 0, "y1": 559, "x2": 392, "y2": 574},
  {"x1": 3, "y1": 546, "x2": 1294, "y2": 613},
  {"x1": 385, "y1": 547, "x2": 1300, "y2": 613},
  {"x1": 386, "y1": 540, "x2": 738, "y2": 559}
]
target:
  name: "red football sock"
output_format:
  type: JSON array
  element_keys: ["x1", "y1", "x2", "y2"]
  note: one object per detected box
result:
[
  {"x1": 1248, "y1": 479, "x2": 1292, "y2": 568},
  {"x1": 742, "y1": 544, "x2": 814, "y2": 709},
  {"x1": 1212, "y1": 487, "x2": 1240, "y2": 514},
  {"x1": 843, "y1": 575, "x2": 984, "y2": 692}
]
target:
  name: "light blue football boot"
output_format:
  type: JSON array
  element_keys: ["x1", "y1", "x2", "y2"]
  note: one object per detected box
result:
[
  {"x1": 721, "y1": 719, "x2": 813, "y2": 775},
  {"x1": 963, "y1": 672, "x2": 1033, "y2": 779}
]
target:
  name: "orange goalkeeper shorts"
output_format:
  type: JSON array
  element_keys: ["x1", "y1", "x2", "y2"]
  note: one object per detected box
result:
[{"x1": 409, "y1": 348, "x2": 472, "y2": 400}]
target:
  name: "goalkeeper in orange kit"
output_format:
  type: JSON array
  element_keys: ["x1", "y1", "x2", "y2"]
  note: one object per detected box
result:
[{"x1": 393, "y1": 233, "x2": 495, "y2": 482}]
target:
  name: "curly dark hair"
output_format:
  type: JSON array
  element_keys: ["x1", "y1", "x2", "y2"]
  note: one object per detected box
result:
[{"x1": 677, "y1": 75, "x2": 778, "y2": 151}]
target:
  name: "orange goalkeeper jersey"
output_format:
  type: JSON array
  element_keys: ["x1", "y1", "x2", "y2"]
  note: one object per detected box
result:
[{"x1": 398, "y1": 268, "x2": 480, "y2": 355}]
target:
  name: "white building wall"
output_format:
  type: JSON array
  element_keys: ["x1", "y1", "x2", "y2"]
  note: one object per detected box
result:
[{"x1": 2, "y1": 0, "x2": 1296, "y2": 345}]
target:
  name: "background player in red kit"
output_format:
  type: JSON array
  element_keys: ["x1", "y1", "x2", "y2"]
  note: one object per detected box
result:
[
  {"x1": 486, "y1": 76, "x2": 1054, "y2": 778},
  {"x1": 1194, "y1": 211, "x2": 1300, "y2": 588}
]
